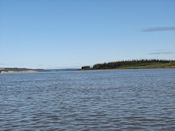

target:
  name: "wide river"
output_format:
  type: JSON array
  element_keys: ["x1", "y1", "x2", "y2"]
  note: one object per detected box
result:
[{"x1": 0, "y1": 69, "x2": 175, "y2": 131}]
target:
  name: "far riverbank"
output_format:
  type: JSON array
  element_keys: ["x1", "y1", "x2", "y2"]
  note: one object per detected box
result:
[{"x1": 81, "y1": 59, "x2": 175, "y2": 70}]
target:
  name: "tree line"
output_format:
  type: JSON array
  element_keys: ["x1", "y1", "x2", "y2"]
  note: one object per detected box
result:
[{"x1": 82, "y1": 59, "x2": 175, "y2": 70}]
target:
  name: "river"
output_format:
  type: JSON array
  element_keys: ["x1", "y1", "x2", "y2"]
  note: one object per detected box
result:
[{"x1": 0, "y1": 69, "x2": 175, "y2": 130}]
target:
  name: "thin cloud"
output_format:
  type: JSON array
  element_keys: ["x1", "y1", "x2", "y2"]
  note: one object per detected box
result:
[
  {"x1": 149, "y1": 51, "x2": 174, "y2": 55},
  {"x1": 143, "y1": 27, "x2": 175, "y2": 32}
]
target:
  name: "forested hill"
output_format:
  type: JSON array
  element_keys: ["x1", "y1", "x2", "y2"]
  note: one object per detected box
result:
[{"x1": 82, "y1": 59, "x2": 175, "y2": 70}]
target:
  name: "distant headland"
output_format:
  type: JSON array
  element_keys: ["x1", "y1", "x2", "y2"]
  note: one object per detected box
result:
[
  {"x1": 0, "y1": 68, "x2": 79, "y2": 74},
  {"x1": 81, "y1": 59, "x2": 175, "y2": 70},
  {"x1": 0, "y1": 68, "x2": 44, "y2": 74}
]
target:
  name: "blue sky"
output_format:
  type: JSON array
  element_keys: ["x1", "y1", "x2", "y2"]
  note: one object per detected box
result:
[{"x1": 0, "y1": 0, "x2": 175, "y2": 68}]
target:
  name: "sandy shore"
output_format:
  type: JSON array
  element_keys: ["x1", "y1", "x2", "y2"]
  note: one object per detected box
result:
[{"x1": 0, "y1": 70, "x2": 38, "y2": 74}]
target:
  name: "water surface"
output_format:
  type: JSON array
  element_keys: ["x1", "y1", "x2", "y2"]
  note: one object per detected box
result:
[{"x1": 0, "y1": 69, "x2": 175, "y2": 130}]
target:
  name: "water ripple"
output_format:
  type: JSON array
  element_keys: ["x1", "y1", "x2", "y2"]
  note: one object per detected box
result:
[{"x1": 0, "y1": 69, "x2": 175, "y2": 130}]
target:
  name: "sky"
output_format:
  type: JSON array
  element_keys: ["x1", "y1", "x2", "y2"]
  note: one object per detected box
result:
[{"x1": 0, "y1": 0, "x2": 175, "y2": 68}]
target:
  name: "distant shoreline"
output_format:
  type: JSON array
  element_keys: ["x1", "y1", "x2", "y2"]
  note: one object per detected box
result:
[
  {"x1": 0, "y1": 68, "x2": 45, "y2": 74},
  {"x1": 0, "y1": 70, "x2": 38, "y2": 74},
  {"x1": 1, "y1": 59, "x2": 175, "y2": 73},
  {"x1": 81, "y1": 59, "x2": 175, "y2": 70},
  {"x1": 0, "y1": 68, "x2": 79, "y2": 74},
  {"x1": 80, "y1": 67, "x2": 175, "y2": 71}
]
